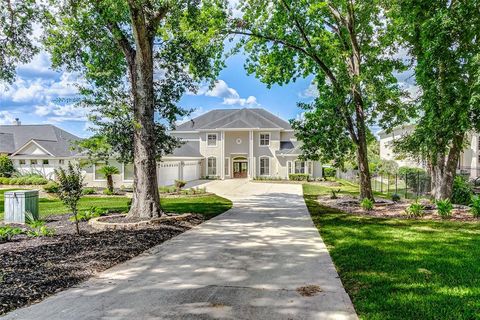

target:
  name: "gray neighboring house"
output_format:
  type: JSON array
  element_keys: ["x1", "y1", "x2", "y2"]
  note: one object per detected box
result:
[
  {"x1": 0, "y1": 121, "x2": 82, "y2": 179},
  {"x1": 1, "y1": 108, "x2": 322, "y2": 188}
]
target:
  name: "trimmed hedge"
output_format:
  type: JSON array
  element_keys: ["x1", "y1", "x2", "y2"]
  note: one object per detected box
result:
[
  {"x1": 289, "y1": 173, "x2": 310, "y2": 181},
  {"x1": 0, "y1": 176, "x2": 48, "y2": 185},
  {"x1": 322, "y1": 167, "x2": 336, "y2": 179}
]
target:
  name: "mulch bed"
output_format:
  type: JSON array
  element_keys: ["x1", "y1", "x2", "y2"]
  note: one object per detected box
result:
[
  {"x1": 318, "y1": 195, "x2": 479, "y2": 222},
  {"x1": 0, "y1": 213, "x2": 204, "y2": 315}
]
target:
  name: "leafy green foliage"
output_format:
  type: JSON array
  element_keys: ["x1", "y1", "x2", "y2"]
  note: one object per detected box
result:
[
  {"x1": 0, "y1": 155, "x2": 15, "y2": 177},
  {"x1": 69, "y1": 206, "x2": 109, "y2": 222},
  {"x1": 82, "y1": 187, "x2": 96, "y2": 195},
  {"x1": 0, "y1": 226, "x2": 22, "y2": 241},
  {"x1": 398, "y1": 166, "x2": 429, "y2": 193},
  {"x1": 405, "y1": 201, "x2": 425, "y2": 217},
  {"x1": 451, "y1": 176, "x2": 473, "y2": 205},
  {"x1": 391, "y1": 193, "x2": 401, "y2": 202},
  {"x1": 322, "y1": 167, "x2": 336, "y2": 180},
  {"x1": 469, "y1": 196, "x2": 480, "y2": 218},
  {"x1": 360, "y1": 198, "x2": 374, "y2": 211},
  {"x1": 0, "y1": 0, "x2": 38, "y2": 83},
  {"x1": 436, "y1": 199, "x2": 453, "y2": 219},
  {"x1": 288, "y1": 174, "x2": 309, "y2": 181},
  {"x1": 43, "y1": 181, "x2": 59, "y2": 193},
  {"x1": 0, "y1": 176, "x2": 48, "y2": 185},
  {"x1": 102, "y1": 189, "x2": 115, "y2": 196},
  {"x1": 55, "y1": 163, "x2": 84, "y2": 234},
  {"x1": 99, "y1": 164, "x2": 120, "y2": 192},
  {"x1": 330, "y1": 189, "x2": 341, "y2": 200},
  {"x1": 27, "y1": 225, "x2": 55, "y2": 237}
]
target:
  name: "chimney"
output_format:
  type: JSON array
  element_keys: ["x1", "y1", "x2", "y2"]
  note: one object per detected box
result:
[{"x1": 13, "y1": 118, "x2": 21, "y2": 125}]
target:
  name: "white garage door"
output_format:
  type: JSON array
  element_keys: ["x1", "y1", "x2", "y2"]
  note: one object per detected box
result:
[
  {"x1": 183, "y1": 161, "x2": 201, "y2": 181},
  {"x1": 158, "y1": 162, "x2": 180, "y2": 186}
]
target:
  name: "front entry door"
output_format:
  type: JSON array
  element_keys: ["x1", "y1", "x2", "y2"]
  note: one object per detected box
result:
[{"x1": 233, "y1": 161, "x2": 248, "y2": 178}]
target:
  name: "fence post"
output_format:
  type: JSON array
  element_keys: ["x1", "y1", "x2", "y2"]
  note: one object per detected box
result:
[
  {"x1": 405, "y1": 174, "x2": 408, "y2": 199},
  {"x1": 417, "y1": 171, "x2": 420, "y2": 198},
  {"x1": 380, "y1": 175, "x2": 383, "y2": 193}
]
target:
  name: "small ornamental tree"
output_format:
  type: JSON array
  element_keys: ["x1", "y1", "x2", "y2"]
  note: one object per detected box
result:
[
  {"x1": 99, "y1": 165, "x2": 120, "y2": 193},
  {"x1": 55, "y1": 163, "x2": 84, "y2": 235},
  {"x1": 0, "y1": 155, "x2": 15, "y2": 177}
]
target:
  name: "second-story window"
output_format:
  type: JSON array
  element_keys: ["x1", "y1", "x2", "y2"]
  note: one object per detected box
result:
[
  {"x1": 260, "y1": 133, "x2": 270, "y2": 146},
  {"x1": 207, "y1": 133, "x2": 217, "y2": 147}
]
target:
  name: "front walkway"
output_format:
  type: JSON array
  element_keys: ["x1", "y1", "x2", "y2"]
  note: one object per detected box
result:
[{"x1": 2, "y1": 180, "x2": 357, "y2": 320}]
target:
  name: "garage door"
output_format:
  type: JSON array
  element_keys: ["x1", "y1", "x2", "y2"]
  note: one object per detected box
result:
[
  {"x1": 158, "y1": 162, "x2": 180, "y2": 186},
  {"x1": 183, "y1": 161, "x2": 201, "y2": 181}
]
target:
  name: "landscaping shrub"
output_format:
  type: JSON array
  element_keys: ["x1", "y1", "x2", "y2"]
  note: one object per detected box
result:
[
  {"x1": 0, "y1": 176, "x2": 48, "y2": 185},
  {"x1": 469, "y1": 196, "x2": 480, "y2": 218},
  {"x1": 82, "y1": 187, "x2": 96, "y2": 195},
  {"x1": 70, "y1": 207, "x2": 109, "y2": 222},
  {"x1": 0, "y1": 155, "x2": 15, "y2": 177},
  {"x1": 159, "y1": 186, "x2": 177, "y2": 193},
  {"x1": 43, "y1": 181, "x2": 59, "y2": 193},
  {"x1": 103, "y1": 189, "x2": 115, "y2": 195},
  {"x1": 0, "y1": 226, "x2": 23, "y2": 242},
  {"x1": 322, "y1": 167, "x2": 336, "y2": 180},
  {"x1": 398, "y1": 167, "x2": 429, "y2": 193},
  {"x1": 27, "y1": 225, "x2": 55, "y2": 237},
  {"x1": 289, "y1": 173, "x2": 309, "y2": 181},
  {"x1": 451, "y1": 175, "x2": 473, "y2": 205},
  {"x1": 360, "y1": 198, "x2": 374, "y2": 211},
  {"x1": 436, "y1": 199, "x2": 453, "y2": 219},
  {"x1": 56, "y1": 163, "x2": 84, "y2": 234},
  {"x1": 175, "y1": 179, "x2": 187, "y2": 190},
  {"x1": 405, "y1": 201, "x2": 425, "y2": 217},
  {"x1": 391, "y1": 193, "x2": 401, "y2": 202}
]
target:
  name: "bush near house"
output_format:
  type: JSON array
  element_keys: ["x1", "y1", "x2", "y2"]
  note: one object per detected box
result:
[
  {"x1": 43, "y1": 181, "x2": 59, "y2": 193},
  {"x1": 0, "y1": 176, "x2": 48, "y2": 185},
  {"x1": 289, "y1": 173, "x2": 310, "y2": 181},
  {"x1": 0, "y1": 155, "x2": 15, "y2": 178},
  {"x1": 451, "y1": 176, "x2": 473, "y2": 205},
  {"x1": 322, "y1": 167, "x2": 336, "y2": 180}
]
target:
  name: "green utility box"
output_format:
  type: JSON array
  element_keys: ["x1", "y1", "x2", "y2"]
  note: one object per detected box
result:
[{"x1": 4, "y1": 190, "x2": 39, "y2": 223}]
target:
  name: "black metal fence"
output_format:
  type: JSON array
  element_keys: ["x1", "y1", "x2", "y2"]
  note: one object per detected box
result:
[{"x1": 337, "y1": 170, "x2": 432, "y2": 199}]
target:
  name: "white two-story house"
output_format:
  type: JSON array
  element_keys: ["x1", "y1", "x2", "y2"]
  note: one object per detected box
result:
[{"x1": 170, "y1": 108, "x2": 323, "y2": 181}]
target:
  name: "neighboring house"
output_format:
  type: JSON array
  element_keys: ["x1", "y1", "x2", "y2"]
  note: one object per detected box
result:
[
  {"x1": 0, "y1": 120, "x2": 82, "y2": 179},
  {"x1": 1, "y1": 108, "x2": 322, "y2": 188},
  {"x1": 379, "y1": 125, "x2": 480, "y2": 179}
]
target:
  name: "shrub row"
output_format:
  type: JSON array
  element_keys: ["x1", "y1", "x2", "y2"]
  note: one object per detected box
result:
[
  {"x1": 288, "y1": 173, "x2": 310, "y2": 181},
  {"x1": 0, "y1": 176, "x2": 48, "y2": 185}
]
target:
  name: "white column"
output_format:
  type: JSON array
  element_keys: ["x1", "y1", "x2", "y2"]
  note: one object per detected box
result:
[
  {"x1": 249, "y1": 130, "x2": 254, "y2": 178},
  {"x1": 221, "y1": 131, "x2": 225, "y2": 180}
]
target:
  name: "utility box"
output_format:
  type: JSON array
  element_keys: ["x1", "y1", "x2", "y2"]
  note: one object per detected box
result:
[{"x1": 4, "y1": 190, "x2": 39, "y2": 223}]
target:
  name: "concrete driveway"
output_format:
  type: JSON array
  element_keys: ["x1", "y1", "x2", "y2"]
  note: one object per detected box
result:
[{"x1": 2, "y1": 180, "x2": 357, "y2": 320}]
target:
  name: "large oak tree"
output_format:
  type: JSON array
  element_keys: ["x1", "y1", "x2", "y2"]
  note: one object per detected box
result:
[
  {"x1": 233, "y1": 0, "x2": 411, "y2": 200},
  {"x1": 43, "y1": 0, "x2": 227, "y2": 218},
  {"x1": 390, "y1": 0, "x2": 480, "y2": 200}
]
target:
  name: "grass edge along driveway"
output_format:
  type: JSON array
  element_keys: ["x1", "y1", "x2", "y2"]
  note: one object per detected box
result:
[
  {"x1": 0, "y1": 189, "x2": 232, "y2": 220},
  {"x1": 303, "y1": 183, "x2": 480, "y2": 320}
]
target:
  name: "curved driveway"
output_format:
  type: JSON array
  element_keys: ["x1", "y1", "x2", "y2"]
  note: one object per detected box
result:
[{"x1": 2, "y1": 180, "x2": 357, "y2": 320}]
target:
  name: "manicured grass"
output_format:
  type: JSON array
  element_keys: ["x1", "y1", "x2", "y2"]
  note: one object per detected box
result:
[
  {"x1": 0, "y1": 189, "x2": 232, "y2": 220},
  {"x1": 304, "y1": 183, "x2": 480, "y2": 320}
]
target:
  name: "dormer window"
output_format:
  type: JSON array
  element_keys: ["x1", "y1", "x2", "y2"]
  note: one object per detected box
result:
[
  {"x1": 207, "y1": 133, "x2": 217, "y2": 147},
  {"x1": 259, "y1": 133, "x2": 270, "y2": 146}
]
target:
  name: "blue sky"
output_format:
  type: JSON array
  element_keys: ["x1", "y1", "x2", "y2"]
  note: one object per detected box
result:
[{"x1": 0, "y1": 47, "x2": 316, "y2": 138}]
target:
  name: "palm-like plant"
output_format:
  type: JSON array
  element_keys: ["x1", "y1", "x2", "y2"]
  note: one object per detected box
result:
[{"x1": 99, "y1": 165, "x2": 120, "y2": 193}]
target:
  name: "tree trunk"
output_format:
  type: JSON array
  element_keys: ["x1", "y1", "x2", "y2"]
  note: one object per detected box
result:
[
  {"x1": 126, "y1": 7, "x2": 162, "y2": 219},
  {"x1": 430, "y1": 134, "x2": 464, "y2": 200},
  {"x1": 107, "y1": 175, "x2": 114, "y2": 193},
  {"x1": 356, "y1": 126, "x2": 374, "y2": 200}
]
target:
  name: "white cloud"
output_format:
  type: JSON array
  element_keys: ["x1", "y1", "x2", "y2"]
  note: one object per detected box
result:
[
  {"x1": 0, "y1": 111, "x2": 16, "y2": 125},
  {"x1": 199, "y1": 80, "x2": 260, "y2": 107},
  {"x1": 299, "y1": 82, "x2": 319, "y2": 99},
  {"x1": 34, "y1": 103, "x2": 88, "y2": 122}
]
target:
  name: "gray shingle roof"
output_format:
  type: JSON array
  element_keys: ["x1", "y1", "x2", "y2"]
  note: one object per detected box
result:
[
  {"x1": 0, "y1": 124, "x2": 82, "y2": 157},
  {"x1": 168, "y1": 141, "x2": 202, "y2": 158},
  {"x1": 276, "y1": 141, "x2": 302, "y2": 155},
  {"x1": 175, "y1": 108, "x2": 292, "y2": 131}
]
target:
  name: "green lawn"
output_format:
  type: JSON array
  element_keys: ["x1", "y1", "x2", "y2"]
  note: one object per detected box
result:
[
  {"x1": 0, "y1": 189, "x2": 232, "y2": 220},
  {"x1": 304, "y1": 183, "x2": 480, "y2": 320}
]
